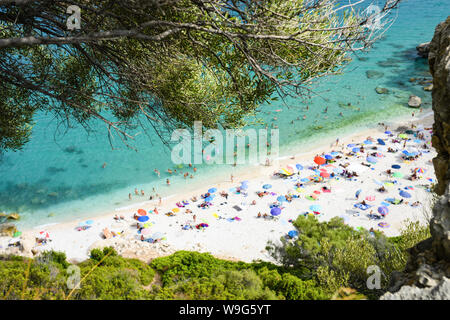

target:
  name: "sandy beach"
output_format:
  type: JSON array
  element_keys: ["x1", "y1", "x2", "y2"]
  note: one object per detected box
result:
[{"x1": 0, "y1": 111, "x2": 437, "y2": 264}]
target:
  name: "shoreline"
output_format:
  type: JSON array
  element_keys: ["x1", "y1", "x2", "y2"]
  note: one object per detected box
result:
[
  {"x1": 0, "y1": 109, "x2": 436, "y2": 264},
  {"x1": 29, "y1": 109, "x2": 434, "y2": 232}
]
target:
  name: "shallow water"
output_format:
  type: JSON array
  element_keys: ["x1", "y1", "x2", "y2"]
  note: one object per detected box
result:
[{"x1": 0, "y1": 0, "x2": 447, "y2": 229}]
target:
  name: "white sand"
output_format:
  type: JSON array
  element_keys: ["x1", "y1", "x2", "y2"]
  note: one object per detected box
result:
[{"x1": 0, "y1": 112, "x2": 437, "y2": 264}]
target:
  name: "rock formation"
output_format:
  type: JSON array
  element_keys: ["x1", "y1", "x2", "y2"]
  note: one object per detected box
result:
[
  {"x1": 408, "y1": 95, "x2": 422, "y2": 108},
  {"x1": 417, "y1": 42, "x2": 431, "y2": 58},
  {"x1": 381, "y1": 16, "x2": 450, "y2": 300}
]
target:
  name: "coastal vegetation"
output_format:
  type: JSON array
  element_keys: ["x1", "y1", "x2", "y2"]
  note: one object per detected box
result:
[
  {"x1": 0, "y1": 0, "x2": 400, "y2": 151},
  {"x1": 0, "y1": 218, "x2": 429, "y2": 300}
]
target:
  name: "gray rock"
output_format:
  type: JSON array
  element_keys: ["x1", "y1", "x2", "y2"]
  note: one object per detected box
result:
[
  {"x1": 375, "y1": 87, "x2": 389, "y2": 94},
  {"x1": 366, "y1": 70, "x2": 384, "y2": 79},
  {"x1": 417, "y1": 42, "x2": 431, "y2": 58},
  {"x1": 381, "y1": 278, "x2": 450, "y2": 300},
  {"x1": 408, "y1": 95, "x2": 422, "y2": 107}
]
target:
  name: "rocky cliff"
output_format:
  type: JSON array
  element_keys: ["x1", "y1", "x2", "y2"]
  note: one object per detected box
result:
[{"x1": 381, "y1": 16, "x2": 450, "y2": 300}]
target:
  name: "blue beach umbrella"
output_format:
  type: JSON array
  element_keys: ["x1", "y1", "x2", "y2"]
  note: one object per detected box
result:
[
  {"x1": 240, "y1": 184, "x2": 248, "y2": 190},
  {"x1": 296, "y1": 164, "x2": 304, "y2": 170},
  {"x1": 352, "y1": 147, "x2": 360, "y2": 153},
  {"x1": 270, "y1": 207, "x2": 281, "y2": 216},
  {"x1": 309, "y1": 204, "x2": 321, "y2": 212},
  {"x1": 262, "y1": 184, "x2": 272, "y2": 189},
  {"x1": 385, "y1": 131, "x2": 392, "y2": 134},
  {"x1": 138, "y1": 216, "x2": 149, "y2": 222},
  {"x1": 85, "y1": 220, "x2": 94, "y2": 225},
  {"x1": 364, "y1": 140, "x2": 372, "y2": 145},
  {"x1": 377, "y1": 138, "x2": 385, "y2": 145},
  {"x1": 330, "y1": 152, "x2": 340, "y2": 156},
  {"x1": 288, "y1": 230, "x2": 299, "y2": 238},
  {"x1": 378, "y1": 206, "x2": 389, "y2": 215},
  {"x1": 208, "y1": 188, "x2": 217, "y2": 193},
  {"x1": 355, "y1": 189, "x2": 362, "y2": 198},
  {"x1": 325, "y1": 154, "x2": 333, "y2": 160},
  {"x1": 399, "y1": 190, "x2": 411, "y2": 198},
  {"x1": 367, "y1": 156, "x2": 377, "y2": 164},
  {"x1": 347, "y1": 144, "x2": 356, "y2": 147},
  {"x1": 300, "y1": 178, "x2": 309, "y2": 183},
  {"x1": 392, "y1": 164, "x2": 401, "y2": 169},
  {"x1": 277, "y1": 195, "x2": 287, "y2": 202}
]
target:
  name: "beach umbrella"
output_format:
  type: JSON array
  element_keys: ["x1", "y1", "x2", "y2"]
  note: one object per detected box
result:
[
  {"x1": 270, "y1": 207, "x2": 281, "y2": 216},
  {"x1": 204, "y1": 196, "x2": 213, "y2": 202},
  {"x1": 333, "y1": 167, "x2": 344, "y2": 174},
  {"x1": 347, "y1": 143, "x2": 356, "y2": 147},
  {"x1": 240, "y1": 183, "x2": 249, "y2": 190},
  {"x1": 377, "y1": 138, "x2": 385, "y2": 145},
  {"x1": 414, "y1": 167, "x2": 425, "y2": 174},
  {"x1": 309, "y1": 204, "x2": 321, "y2": 212},
  {"x1": 262, "y1": 184, "x2": 272, "y2": 189},
  {"x1": 385, "y1": 131, "x2": 392, "y2": 134},
  {"x1": 367, "y1": 156, "x2": 377, "y2": 164},
  {"x1": 399, "y1": 134, "x2": 408, "y2": 139},
  {"x1": 391, "y1": 164, "x2": 401, "y2": 169},
  {"x1": 331, "y1": 152, "x2": 340, "y2": 156},
  {"x1": 37, "y1": 231, "x2": 50, "y2": 239},
  {"x1": 364, "y1": 140, "x2": 372, "y2": 145},
  {"x1": 296, "y1": 164, "x2": 304, "y2": 170},
  {"x1": 280, "y1": 168, "x2": 293, "y2": 176},
  {"x1": 314, "y1": 156, "x2": 326, "y2": 165},
  {"x1": 352, "y1": 147, "x2": 360, "y2": 153},
  {"x1": 138, "y1": 215, "x2": 149, "y2": 222},
  {"x1": 172, "y1": 208, "x2": 180, "y2": 213},
  {"x1": 300, "y1": 178, "x2": 310, "y2": 183},
  {"x1": 378, "y1": 206, "x2": 389, "y2": 215},
  {"x1": 320, "y1": 171, "x2": 330, "y2": 178},
  {"x1": 288, "y1": 230, "x2": 299, "y2": 238},
  {"x1": 378, "y1": 222, "x2": 390, "y2": 228},
  {"x1": 137, "y1": 209, "x2": 147, "y2": 216},
  {"x1": 277, "y1": 195, "x2": 287, "y2": 202},
  {"x1": 208, "y1": 188, "x2": 217, "y2": 193},
  {"x1": 85, "y1": 220, "x2": 94, "y2": 225},
  {"x1": 325, "y1": 154, "x2": 333, "y2": 160},
  {"x1": 392, "y1": 172, "x2": 403, "y2": 178},
  {"x1": 286, "y1": 164, "x2": 296, "y2": 173},
  {"x1": 384, "y1": 182, "x2": 394, "y2": 187},
  {"x1": 296, "y1": 187, "x2": 305, "y2": 193},
  {"x1": 399, "y1": 190, "x2": 411, "y2": 198},
  {"x1": 355, "y1": 189, "x2": 362, "y2": 198}
]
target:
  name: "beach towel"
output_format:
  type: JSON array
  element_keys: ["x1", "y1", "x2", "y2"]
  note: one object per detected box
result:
[{"x1": 354, "y1": 203, "x2": 372, "y2": 210}]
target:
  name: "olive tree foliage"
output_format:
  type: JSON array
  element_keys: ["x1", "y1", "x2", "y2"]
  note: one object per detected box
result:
[{"x1": 0, "y1": 0, "x2": 400, "y2": 151}]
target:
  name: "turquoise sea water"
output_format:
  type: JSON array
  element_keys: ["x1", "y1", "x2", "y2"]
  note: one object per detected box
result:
[{"x1": 0, "y1": 0, "x2": 448, "y2": 229}]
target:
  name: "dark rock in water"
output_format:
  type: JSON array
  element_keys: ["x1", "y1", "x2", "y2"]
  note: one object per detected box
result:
[
  {"x1": 408, "y1": 95, "x2": 422, "y2": 108},
  {"x1": 7, "y1": 213, "x2": 20, "y2": 220},
  {"x1": 47, "y1": 192, "x2": 59, "y2": 198},
  {"x1": 64, "y1": 146, "x2": 77, "y2": 153},
  {"x1": 366, "y1": 70, "x2": 384, "y2": 79},
  {"x1": 375, "y1": 87, "x2": 389, "y2": 94},
  {"x1": 377, "y1": 60, "x2": 400, "y2": 68},
  {"x1": 391, "y1": 43, "x2": 404, "y2": 49},
  {"x1": 416, "y1": 42, "x2": 431, "y2": 58},
  {"x1": 424, "y1": 84, "x2": 433, "y2": 91},
  {"x1": 358, "y1": 57, "x2": 369, "y2": 61},
  {"x1": 46, "y1": 167, "x2": 66, "y2": 174}
]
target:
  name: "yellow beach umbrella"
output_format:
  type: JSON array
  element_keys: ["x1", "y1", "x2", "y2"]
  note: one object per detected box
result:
[{"x1": 172, "y1": 208, "x2": 180, "y2": 213}]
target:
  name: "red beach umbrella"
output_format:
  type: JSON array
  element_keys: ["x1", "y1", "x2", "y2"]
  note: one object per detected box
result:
[{"x1": 314, "y1": 156, "x2": 326, "y2": 165}]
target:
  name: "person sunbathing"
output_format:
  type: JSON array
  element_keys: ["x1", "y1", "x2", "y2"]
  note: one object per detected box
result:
[
  {"x1": 251, "y1": 200, "x2": 257, "y2": 205},
  {"x1": 191, "y1": 196, "x2": 198, "y2": 202},
  {"x1": 378, "y1": 186, "x2": 387, "y2": 193},
  {"x1": 257, "y1": 212, "x2": 262, "y2": 218}
]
